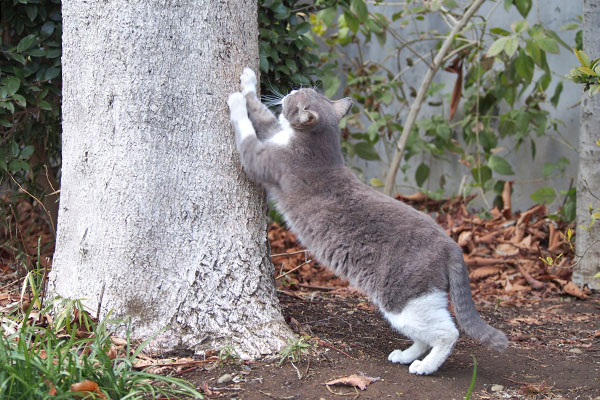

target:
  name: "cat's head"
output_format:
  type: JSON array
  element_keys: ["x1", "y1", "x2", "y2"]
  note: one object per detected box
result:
[{"x1": 281, "y1": 89, "x2": 353, "y2": 131}]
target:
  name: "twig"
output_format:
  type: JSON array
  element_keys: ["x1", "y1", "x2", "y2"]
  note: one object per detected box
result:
[
  {"x1": 7, "y1": 172, "x2": 56, "y2": 235},
  {"x1": 383, "y1": 0, "x2": 487, "y2": 196},
  {"x1": 275, "y1": 260, "x2": 312, "y2": 280},
  {"x1": 318, "y1": 340, "x2": 356, "y2": 360},
  {"x1": 258, "y1": 390, "x2": 296, "y2": 400}
]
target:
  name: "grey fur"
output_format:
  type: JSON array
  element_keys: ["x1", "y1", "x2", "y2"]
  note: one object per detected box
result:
[{"x1": 231, "y1": 85, "x2": 507, "y2": 353}]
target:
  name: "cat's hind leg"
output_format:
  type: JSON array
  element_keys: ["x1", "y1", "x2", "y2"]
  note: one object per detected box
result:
[{"x1": 384, "y1": 290, "x2": 459, "y2": 375}]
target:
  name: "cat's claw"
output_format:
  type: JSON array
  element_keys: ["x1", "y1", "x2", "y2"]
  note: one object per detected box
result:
[
  {"x1": 241, "y1": 68, "x2": 257, "y2": 96},
  {"x1": 408, "y1": 359, "x2": 438, "y2": 375},
  {"x1": 227, "y1": 92, "x2": 247, "y2": 121}
]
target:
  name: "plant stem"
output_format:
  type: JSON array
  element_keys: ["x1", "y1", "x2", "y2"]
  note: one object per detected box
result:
[{"x1": 383, "y1": 0, "x2": 487, "y2": 196}]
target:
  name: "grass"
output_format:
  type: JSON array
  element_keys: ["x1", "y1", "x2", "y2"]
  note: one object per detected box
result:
[
  {"x1": 464, "y1": 355, "x2": 478, "y2": 400},
  {"x1": 0, "y1": 244, "x2": 203, "y2": 400}
]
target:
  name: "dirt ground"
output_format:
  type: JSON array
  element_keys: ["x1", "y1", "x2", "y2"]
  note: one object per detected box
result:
[{"x1": 186, "y1": 290, "x2": 600, "y2": 400}]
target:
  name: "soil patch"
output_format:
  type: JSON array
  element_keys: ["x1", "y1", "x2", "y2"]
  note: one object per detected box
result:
[{"x1": 185, "y1": 290, "x2": 600, "y2": 399}]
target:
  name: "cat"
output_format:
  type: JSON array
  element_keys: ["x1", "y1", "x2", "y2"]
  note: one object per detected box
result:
[{"x1": 227, "y1": 68, "x2": 508, "y2": 375}]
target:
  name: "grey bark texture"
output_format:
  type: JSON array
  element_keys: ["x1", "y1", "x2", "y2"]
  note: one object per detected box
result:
[
  {"x1": 48, "y1": 0, "x2": 294, "y2": 357},
  {"x1": 573, "y1": 0, "x2": 600, "y2": 289}
]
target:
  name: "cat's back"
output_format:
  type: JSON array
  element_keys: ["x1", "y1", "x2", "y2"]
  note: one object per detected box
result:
[{"x1": 278, "y1": 166, "x2": 456, "y2": 255}]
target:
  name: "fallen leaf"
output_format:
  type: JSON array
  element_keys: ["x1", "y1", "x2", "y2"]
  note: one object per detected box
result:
[
  {"x1": 325, "y1": 374, "x2": 380, "y2": 391},
  {"x1": 562, "y1": 281, "x2": 587, "y2": 299},
  {"x1": 470, "y1": 266, "x2": 503, "y2": 280},
  {"x1": 70, "y1": 380, "x2": 107, "y2": 399},
  {"x1": 495, "y1": 243, "x2": 519, "y2": 256}
]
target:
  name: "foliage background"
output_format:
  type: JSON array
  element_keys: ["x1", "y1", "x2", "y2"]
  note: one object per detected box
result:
[{"x1": 0, "y1": 0, "x2": 587, "y2": 224}]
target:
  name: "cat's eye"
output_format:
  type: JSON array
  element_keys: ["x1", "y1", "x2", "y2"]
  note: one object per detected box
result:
[{"x1": 303, "y1": 105, "x2": 310, "y2": 111}]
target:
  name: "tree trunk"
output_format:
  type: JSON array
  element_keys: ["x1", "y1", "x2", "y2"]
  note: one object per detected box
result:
[
  {"x1": 573, "y1": 0, "x2": 600, "y2": 289},
  {"x1": 48, "y1": 0, "x2": 294, "y2": 357}
]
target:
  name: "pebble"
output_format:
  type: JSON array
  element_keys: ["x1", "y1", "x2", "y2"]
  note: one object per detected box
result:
[
  {"x1": 217, "y1": 373, "x2": 233, "y2": 384},
  {"x1": 490, "y1": 384, "x2": 504, "y2": 392},
  {"x1": 569, "y1": 348, "x2": 583, "y2": 354}
]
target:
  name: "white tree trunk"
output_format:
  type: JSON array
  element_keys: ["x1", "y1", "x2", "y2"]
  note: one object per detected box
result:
[
  {"x1": 49, "y1": 0, "x2": 294, "y2": 357},
  {"x1": 574, "y1": 0, "x2": 600, "y2": 289}
]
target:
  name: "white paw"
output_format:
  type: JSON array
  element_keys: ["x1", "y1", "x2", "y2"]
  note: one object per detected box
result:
[
  {"x1": 388, "y1": 350, "x2": 419, "y2": 364},
  {"x1": 227, "y1": 92, "x2": 247, "y2": 120},
  {"x1": 388, "y1": 349, "x2": 416, "y2": 364},
  {"x1": 240, "y1": 67, "x2": 257, "y2": 95},
  {"x1": 408, "y1": 359, "x2": 438, "y2": 375}
]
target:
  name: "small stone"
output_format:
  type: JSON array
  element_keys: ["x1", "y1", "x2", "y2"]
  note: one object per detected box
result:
[
  {"x1": 490, "y1": 384, "x2": 504, "y2": 392},
  {"x1": 569, "y1": 348, "x2": 583, "y2": 354},
  {"x1": 217, "y1": 373, "x2": 233, "y2": 384}
]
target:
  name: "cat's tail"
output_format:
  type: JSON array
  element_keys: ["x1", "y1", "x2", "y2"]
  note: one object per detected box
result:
[{"x1": 448, "y1": 260, "x2": 508, "y2": 351}]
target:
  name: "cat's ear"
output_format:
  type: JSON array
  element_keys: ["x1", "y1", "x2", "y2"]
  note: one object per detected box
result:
[
  {"x1": 298, "y1": 109, "x2": 319, "y2": 127},
  {"x1": 333, "y1": 97, "x2": 353, "y2": 120}
]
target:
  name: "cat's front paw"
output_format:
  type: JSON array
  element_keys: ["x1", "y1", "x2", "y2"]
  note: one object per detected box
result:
[
  {"x1": 388, "y1": 349, "x2": 417, "y2": 364},
  {"x1": 408, "y1": 359, "x2": 438, "y2": 375},
  {"x1": 240, "y1": 67, "x2": 257, "y2": 96},
  {"x1": 227, "y1": 92, "x2": 247, "y2": 121}
]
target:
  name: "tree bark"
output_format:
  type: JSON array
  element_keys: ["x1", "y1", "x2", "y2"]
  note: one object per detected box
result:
[
  {"x1": 48, "y1": 0, "x2": 294, "y2": 357},
  {"x1": 573, "y1": 0, "x2": 600, "y2": 289}
]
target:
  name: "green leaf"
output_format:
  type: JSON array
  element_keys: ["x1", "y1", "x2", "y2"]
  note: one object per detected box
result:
[
  {"x1": 514, "y1": 0, "x2": 532, "y2": 17},
  {"x1": 542, "y1": 162, "x2": 556, "y2": 177},
  {"x1": 26, "y1": 4, "x2": 38, "y2": 21},
  {"x1": 530, "y1": 187, "x2": 556, "y2": 205},
  {"x1": 354, "y1": 141, "x2": 381, "y2": 160},
  {"x1": 20, "y1": 145, "x2": 34, "y2": 159},
  {"x1": 295, "y1": 22, "x2": 311, "y2": 35},
  {"x1": 9, "y1": 159, "x2": 30, "y2": 173},
  {"x1": 259, "y1": 52, "x2": 269, "y2": 73},
  {"x1": 351, "y1": 0, "x2": 369, "y2": 23},
  {"x1": 504, "y1": 36, "x2": 519, "y2": 58},
  {"x1": 511, "y1": 20, "x2": 528, "y2": 34},
  {"x1": 504, "y1": 0, "x2": 513, "y2": 11},
  {"x1": 487, "y1": 37, "x2": 508, "y2": 57},
  {"x1": 5, "y1": 76, "x2": 21, "y2": 96},
  {"x1": 12, "y1": 94, "x2": 26, "y2": 107},
  {"x1": 490, "y1": 27, "x2": 511, "y2": 36},
  {"x1": 17, "y1": 34, "x2": 36, "y2": 52},
  {"x1": 535, "y1": 35, "x2": 559, "y2": 54},
  {"x1": 574, "y1": 49, "x2": 590, "y2": 67},
  {"x1": 319, "y1": 7, "x2": 337, "y2": 26},
  {"x1": 514, "y1": 52, "x2": 534, "y2": 82},
  {"x1": 40, "y1": 21, "x2": 56, "y2": 39},
  {"x1": 38, "y1": 100, "x2": 53, "y2": 110},
  {"x1": 324, "y1": 75, "x2": 341, "y2": 98},
  {"x1": 44, "y1": 67, "x2": 61, "y2": 81},
  {"x1": 415, "y1": 163, "x2": 430, "y2": 187},
  {"x1": 370, "y1": 178, "x2": 384, "y2": 187},
  {"x1": 550, "y1": 81, "x2": 563, "y2": 107},
  {"x1": 559, "y1": 22, "x2": 579, "y2": 31},
  {"x1": 525, "y1": 39, "x2": 542, "y2": 66},
  {"x1": 472, "y1": 165, "x2": 492, "y2": 186},
  {"x1": 344, "y1": 10, "x2": 359, "y2": 34},
  {"x1": 488, "y1": 154, "x2": 514, "y2": 175}
]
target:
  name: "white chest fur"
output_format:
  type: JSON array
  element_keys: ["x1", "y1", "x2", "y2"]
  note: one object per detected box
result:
[{"x1": 267, "y1": 114, "x2": 294, "y2": 146}]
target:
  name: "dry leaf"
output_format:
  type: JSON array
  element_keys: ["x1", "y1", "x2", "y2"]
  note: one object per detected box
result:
[
  {"x1": 458, "y1": 231, "x2": 472, "y2": 247},
  {"x1": 495, "y1": 243, "x2": 519, "y2": 256},
  {"x1": 70, "y1": 380, "x2": 107, "y2": 399},
  {"x1": 325, "y1": 374, "x2": 380, "y2": 391},
  {"x1": 470, "y1": 266, "x2": 503, "y2": 280},
  {"x1": 562, "y1": 281, "x2": 587, "y2": 299}
]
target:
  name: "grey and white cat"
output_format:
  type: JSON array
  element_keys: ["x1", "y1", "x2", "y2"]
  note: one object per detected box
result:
[{"x1": 227, "y1": 68, "x2": 508, "y2": 375}]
